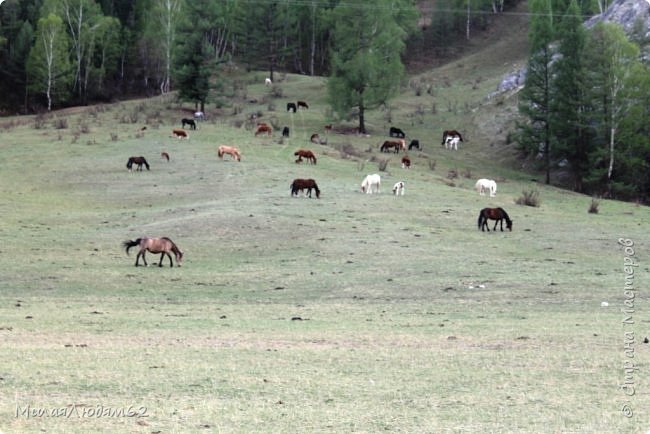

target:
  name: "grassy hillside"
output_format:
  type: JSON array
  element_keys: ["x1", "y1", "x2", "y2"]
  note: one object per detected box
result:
[{"x1": 1, "y1": 18, "x2": 649, "y2": 433}]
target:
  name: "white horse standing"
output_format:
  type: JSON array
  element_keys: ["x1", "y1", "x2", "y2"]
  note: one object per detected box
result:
[
  {"x1": 361, "y1": 174, "x2": 381, "y2": 194},
  {"x1": 475, "y1": 179, "x2": 497, "y2": 197},
  {"x1": 445, "y1": 136, "x2": 460, "y2": 150},
  {"x1": 392, "y1": 181, "x2": 405, "y2": 196},
  {"x1": 193, "y1": 111, "x2": 205, "y2": 121},
  {"x1": 265, "y1": 77, "x2": 272, "y2": 86}
]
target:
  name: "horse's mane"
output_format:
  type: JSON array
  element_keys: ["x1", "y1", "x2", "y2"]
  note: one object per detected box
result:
[
  {"x1": 162, "y1": 237, "x2": 183, "y2": 257},
  {"x1": 497, "y1": 207, "x2": 511, "y2": 222}
]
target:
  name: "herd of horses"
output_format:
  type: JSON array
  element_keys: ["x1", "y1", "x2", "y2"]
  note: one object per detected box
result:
[{"x1": 122, "y1": 99, "x2": 514, "y2": 268}]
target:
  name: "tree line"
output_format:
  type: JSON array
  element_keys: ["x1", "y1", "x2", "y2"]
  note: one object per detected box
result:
[
  {"x1": 0, "y1": 0, "x2": 525, "y2": 113},
  {"x1": 518, "y1": 0, "x2": 650, "y2": 201}
]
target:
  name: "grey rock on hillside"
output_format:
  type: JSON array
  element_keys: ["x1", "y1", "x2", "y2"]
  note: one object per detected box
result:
[{"x1": 494, "y1": 0, "x2": 650, "y2": 95}]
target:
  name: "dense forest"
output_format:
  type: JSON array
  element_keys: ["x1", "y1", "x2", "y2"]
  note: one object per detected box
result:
[
  {"x1": 1, "y1": 0, "x2": 648, "y2": 200},
  {"x1": 1, "y1": 0, "x2": 539, "y2": 112}
]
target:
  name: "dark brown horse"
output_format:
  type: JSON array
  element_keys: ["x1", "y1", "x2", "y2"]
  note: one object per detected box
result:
[
  {"x1": 294, "y1": 149, "x2": 317, "y2": 164},
  {"x1": 255, "y1": 124, "x2": 272, "y2": 136},
  {"x1": 380, "y1": 140, "x2": 405, "y2": 153},
  {"x1": 123, "y1": 237, "x2": 183, "y2": 267},
  {"x1": 126, "y1": 156, "x2": 150, "y2": 171},
  {"x1": 291, "y1": 178, "x2": 320, "y2": 198},
  {"x1": 478, "y1": 207, "x2": 513, "y2": 232}
]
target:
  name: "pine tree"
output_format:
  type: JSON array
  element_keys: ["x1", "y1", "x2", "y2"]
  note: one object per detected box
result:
[
  {"x1": 518, "y1": 0, "x2": 555, "y2": 184},
  {"x1": 550, "y1": 0, "x2": 592, "y2": 192},
  {"x1": 327, "y1": 0, "x2": 417, "y2": 134}
]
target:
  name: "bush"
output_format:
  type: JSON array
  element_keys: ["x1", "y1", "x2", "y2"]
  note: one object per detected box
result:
[{"x1": 516, "y1": 190, "x2": 540, "y2": 207}]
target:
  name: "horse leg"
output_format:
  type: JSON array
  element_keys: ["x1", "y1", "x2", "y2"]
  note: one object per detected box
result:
[
  {"x1": 168, "y1": 252, "x2": 174, "y2": 267},
  {"x1": 158, "y1": 253, "x2": 165, "y2": 267}
]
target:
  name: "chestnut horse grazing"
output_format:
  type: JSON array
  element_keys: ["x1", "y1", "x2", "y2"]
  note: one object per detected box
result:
[
  {"x1": 255, "y1": 124, "x2": 272, "y2": 136},
  {"x1": 123, "y1": 236, "x2": 183, "y2": 267},
  {"x1": 291, "y1": 178, "x2": 320, "y2": 198},
  {"x1": 381, "y1": 140, "x2": 403, "y2": 153},
  {"x1": 478, "y1": 207, "x2": 513, "y2": 232},
  {"x1": 127, "y1": 156, "x2": 150, "y2": 171},
  {"x1": 294, "y1": 149, "x2": 317, "y2": 164},
  {"x1": 217, "y1": 145, "x2": 241, "y2": 161},
  {"x1": 172, "y1": 128, "x2": 188, "y2": 139}
]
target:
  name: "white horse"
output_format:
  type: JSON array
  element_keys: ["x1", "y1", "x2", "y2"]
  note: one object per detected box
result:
[
  {"x1": 475, "y1": 179, "x2": 497, "y2": 197},
  {"x1": 445, "y1": 136, "x2": 460, "y2": 150},
  {"x1": 392, "y1": 181, "x2": 405, "y2": 196},
  {"x1": 265, "y1": 77, "x2": 272, "y2": 86},
  {"x1": 193, "y1": 111, "x2": 205, "y2": 121},
  {"x1": 361, "y1": 174, "x2": 381, "y2": 194}
]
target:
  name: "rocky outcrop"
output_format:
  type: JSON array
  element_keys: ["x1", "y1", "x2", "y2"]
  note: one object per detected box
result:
[{"x1": 493, "y1": 0, "x2": 649, "y2": 95}]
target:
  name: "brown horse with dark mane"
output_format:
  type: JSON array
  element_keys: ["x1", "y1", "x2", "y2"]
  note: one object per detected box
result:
[
  {"x1": 126, "y1": 156, "x2": 150, "y2": 171},
  {"x1": 478, "y1": 207, "x2": 513, "y2": 232},
  {"x1": 123, "y1": 236, "x2": 183, "y2": 267},
  {"x1": 294, "y1": 149, "x2": 317, "y2": 164},
  {"x1": 441, "y1": 129, "x2": 464, "y2": 145},
  {"x1": 381, "y1": 140, "x2": 406, "y2": 153},
  {"x1": 291, "y1": 178, "x2": 320, "y2": 198}
]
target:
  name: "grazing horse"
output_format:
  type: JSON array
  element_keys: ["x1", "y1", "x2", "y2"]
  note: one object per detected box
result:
[
  {"x1": 287, "y1": 102, "x2": 297, "y2": 113},
  {"x1": 310, "y1": 133, "x2": 320, "y2": 144},
  {"x1": 361, "y1": 174, "x2": 381, "y2": 194},
  {"x1": 255, "y1": 124, "x2": 272, "y2": 136},
  {"x1": 217, "y1": 145, "x2": 241, "y2": 161},
  {"x1": 441, "y1": 129, "x2": 463, "y2": 145},
  {"x1": 282, "y1": 126, "x2": 290, "y2": 137},
  {"x1": 392, "y1": 181, "x2": 405, "y2": 196},
  {"x1": 401, "y1": 156, "x2": 411, "y2": 169},
  {"x1": 324, "y1": 124, "x2": 333, "y2": 133},
  {"x1": 193, "y1": 111, "x2": 205, "y2": 121},
  {"x1": 389, "y1": 126, "x2": 406, "y2": 138},
  {"x1": 297, "y1": 101, "x2": 309, "y2": 109},
  {"x1": 182, "y1": 118, "x2": 196, "y2": 130},
  {"x1": 126, "y1": 156, "x2": 150, "y2": 171},
  {"x1": 444, "y1": 136, "x2": 461, "y2": 150},
  {"x1": 478, "y1": 207, "x2": 513, "y2": 232},
  {"x1": 408, "y1": 139, "x2": 420, "y2": 150},
  {"x1": 172, "y1": 128, "x2": 188, "y2": 139},
  {"x1": 161, "y1": 151, "x2": 170, "y2": 162},
  {"x1": 380, "y1": 140, "x2": 403, "y2": 153},
  {"x1": 291, "y1": 178, "x2": 320, "y2": 198},
  {"x1": 265, "y1": 77, "x2": 272, "y2": 86},
  {"x1": 294, "y1": 149, "x2": 317, "y2": 164},
  {"x1": 475, "y1": 179, "x2": 497, "y2": 197},
  {"x1": 123, "y1": 236, "x2": 183, "y2": 267}
]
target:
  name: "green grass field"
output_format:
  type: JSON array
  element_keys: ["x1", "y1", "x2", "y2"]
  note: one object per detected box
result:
[{"x1": 1, "y1": 40, "x2": 649, "y2": 433}]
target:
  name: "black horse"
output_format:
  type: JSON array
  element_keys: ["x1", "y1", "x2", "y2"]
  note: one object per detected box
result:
[
  {"x1": 408, "y1": 139, "x2": 420, "y2": 150},
  {"x1": 182, "y1": 118, "x2": 196, "y2": 130},
  {"x1": 126, "y1": 156, "x2": 150, "y2": 171},
  {"x1": 389, "y1": 126, "x2": 405, "y2": 138},
  {"x1": 287, "y1": 102, "x2": 297, "y2": 113},
  {"x1": 478, "y1": 207, "x2": 513, "y2": 232}
]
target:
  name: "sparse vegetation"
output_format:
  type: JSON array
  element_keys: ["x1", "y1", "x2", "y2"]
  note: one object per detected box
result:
[{"x1": 516, "y1": 189, "x2": 541, "y2": 207}]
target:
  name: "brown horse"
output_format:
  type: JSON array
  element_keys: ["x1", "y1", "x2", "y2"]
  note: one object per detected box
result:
[
  {"x1": 123, "y1": 237, "x2": 183, "y2": 267},
  {"x1": 291, "y1": 178, "x2": 320, "y2": 198},
  {"x1": 217, "y1": 145, "x2": 241, "y2": 161},
  {"x1": 401, "y1": 155, "x2": 411, "y2": 169},
  {"x1": 478, "y1": 207, "x2": 513, "y2": 232},
  {"x1": 380, "y1": 140, "x2": 405, "y2": 153},
  {"x1": 255, "y1": 124, "x2": 272, "y2": 136},
  {"x1": 172, "y1": 128, "x2": 188, "y2": 139},
  {"x1": 126, "y1": 156, "x2": 150, "y2": 171},
  {"x1": 294, "y1": 149, "x2": 317, "y2": 164}
]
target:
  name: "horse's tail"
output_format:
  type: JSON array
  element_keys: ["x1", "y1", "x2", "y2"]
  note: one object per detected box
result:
[
  {"x1": 477, "y1": 211, "x2": 484, "y2": 230},
  {"x1": 143, "y1": 158, "x2": 150, "y2": 170},
  {"x1": 123, "y1": 238, "x2": 141, "y2": 255}
]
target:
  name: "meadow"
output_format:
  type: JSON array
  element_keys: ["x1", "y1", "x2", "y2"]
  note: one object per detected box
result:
[{"x1": 1, "y1": 31, "x2": 649, "y2": 433}]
